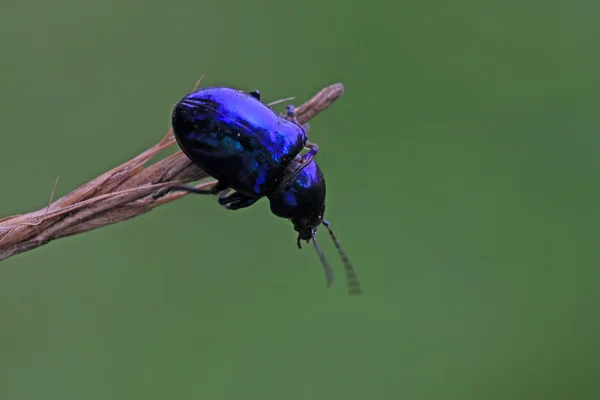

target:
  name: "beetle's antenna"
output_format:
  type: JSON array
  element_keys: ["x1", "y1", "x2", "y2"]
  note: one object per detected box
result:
[
  {"x1": 312, "y1": 234, "x2": 335, "y2": 289},
  {"x1": 322, "y1": 220, "x2": 361, "y2": 295}
]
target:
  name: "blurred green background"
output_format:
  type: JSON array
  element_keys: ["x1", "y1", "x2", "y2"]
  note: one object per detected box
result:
[{"x1": 1, "y1": 0, "x2": 599, "y2": 399}]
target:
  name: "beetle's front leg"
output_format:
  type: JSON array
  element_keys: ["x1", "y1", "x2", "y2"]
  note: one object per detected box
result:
[{"x1": 300, "y1": 141, "x2": 319, "y2": 164}]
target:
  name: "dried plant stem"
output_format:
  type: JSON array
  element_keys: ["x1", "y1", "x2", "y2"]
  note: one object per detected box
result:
[{"x1": 0, "y1": 82, "x2": 345, "y2": 263}]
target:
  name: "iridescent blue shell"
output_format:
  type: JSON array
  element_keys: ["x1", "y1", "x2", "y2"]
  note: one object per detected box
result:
[{"x1": 171, "y1": 87, "x2": 308, "y2": 196}]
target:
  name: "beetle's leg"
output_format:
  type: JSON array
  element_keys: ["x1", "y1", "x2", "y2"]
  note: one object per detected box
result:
[
  {"x1": 152, "y1": 181, "x2": 228, "y2": 200},
  {"x1": 218, "y1": 191, "x2": 260, "y2": 210},
  {"x1": 284, "y1": 104, "x2": 311, "y2": 133},
  {"x1": 249, "y1": 90, "x2": 261, "y2": 100},
  {"x1": 286, "y1": 105, "x2": 300, "y2": 125},
  {"x1": 217, "y1": 187, "x2": 232, "y2": 198},
  {"x1": 301, "y1": 141, "x2": 319, "y2": 162},
  {"x1": 151, "y1": 185, "x2": 218, "y2": 200}
]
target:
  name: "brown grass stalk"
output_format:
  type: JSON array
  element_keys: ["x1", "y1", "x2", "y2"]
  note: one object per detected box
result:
[{"x1": 0, "y1": 82, "x2": 345, "y2": 263}]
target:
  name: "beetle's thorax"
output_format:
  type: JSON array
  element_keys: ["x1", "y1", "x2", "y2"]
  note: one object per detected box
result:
[{"x1": 267, "y1": 156, "x2": 326, "y2": 234}]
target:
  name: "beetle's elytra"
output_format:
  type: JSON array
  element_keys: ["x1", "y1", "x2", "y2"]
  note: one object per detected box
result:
[
  {"x1": 172, "y1": 87, "x2": 308, "y2": 197},
  {"x1": 154, "y1": 86, "x2": 361, "y2": 295}
]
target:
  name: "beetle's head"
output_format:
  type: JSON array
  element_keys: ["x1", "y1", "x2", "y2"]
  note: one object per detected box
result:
[{"x1": 292, "y1": 213, "x2": 324, "y2": 247}]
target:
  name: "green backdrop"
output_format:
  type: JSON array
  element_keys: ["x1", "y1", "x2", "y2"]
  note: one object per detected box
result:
[{"x1": 1, "y1": 1, "x2": 599, "y2": 399}]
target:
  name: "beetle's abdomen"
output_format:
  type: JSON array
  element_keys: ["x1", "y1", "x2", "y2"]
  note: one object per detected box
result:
[{"x1": 171, "y1": 87, "x2": 307, "y2": 196}]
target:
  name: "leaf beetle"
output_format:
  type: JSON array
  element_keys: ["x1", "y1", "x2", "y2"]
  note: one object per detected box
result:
[{"x1": 154, "y1": 86, "x2": 361, "y2": 294}]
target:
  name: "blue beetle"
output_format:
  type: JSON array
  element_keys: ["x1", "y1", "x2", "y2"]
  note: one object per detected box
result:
[{"x1": 154, "y1": 86, "x2": 360, "y2": 294}]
